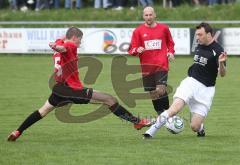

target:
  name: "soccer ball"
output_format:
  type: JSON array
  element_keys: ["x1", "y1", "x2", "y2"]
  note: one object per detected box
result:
[{"x1": 165, "y1": 115, "x2": 184, "y2": 134}]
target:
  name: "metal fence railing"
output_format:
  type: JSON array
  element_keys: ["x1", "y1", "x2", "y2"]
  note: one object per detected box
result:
[{"x1": 1, "y1": 20, "x2": 240, "y2": 25}]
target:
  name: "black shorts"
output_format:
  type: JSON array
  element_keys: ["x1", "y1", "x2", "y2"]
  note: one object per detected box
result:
[
  {"x1": 48, "y1": 83, "x2": 93, "y2": 107},
  {"x1": 142, "y1": 71, "x2": 168, "y2": 91}
]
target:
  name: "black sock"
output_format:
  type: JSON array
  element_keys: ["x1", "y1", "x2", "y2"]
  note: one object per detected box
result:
[
  {"x1": 17, "y1": 110, "x2": 42, "y2": 134},
  {"x1": 152, "y1": 94, "x2": 169, "y2": 115},
  {"x1": 109, "y1": 103, "x2": 140, "y2": 124}
]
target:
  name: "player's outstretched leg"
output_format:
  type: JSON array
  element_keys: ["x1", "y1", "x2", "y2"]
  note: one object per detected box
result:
[
  {"x1": 7, "y1": 100, "x2": 54, "y2": 142},
  {"x1": 143, "y1": 111, "x2": 169, "y2": 139},
  {"x1": 7, "y1": 130, "x2": 21, "y2": 141},
  {"x1": 7, "y1": 110, "x2": 42, "y2": 141},
  {"x1": 109, "y1": 102, "x2": 153, "y2": 129},
  {"x1": 133, "y1": 118, "x2": 153, "y2": 130},
  {"x1": 91, "y1": 91, "x2": 153, "y2": 130},
  {"x1": 143, "y1": 98, "x2": 185, "y2": 139}
]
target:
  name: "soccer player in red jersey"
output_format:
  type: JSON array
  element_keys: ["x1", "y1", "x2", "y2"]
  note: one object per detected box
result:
[
  {"x1": 7, "y1": 27, "x2": 152, "y2": 141},
  {"x1": 128, "y1": 6, "x2": 175, "y2": 115}
]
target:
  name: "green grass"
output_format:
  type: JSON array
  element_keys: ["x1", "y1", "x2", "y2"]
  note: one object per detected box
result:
[{"x1": 0, "y1": 55, "x2": 240, "y2": 164}]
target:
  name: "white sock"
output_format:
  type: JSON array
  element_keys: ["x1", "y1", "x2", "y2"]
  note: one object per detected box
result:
[
  {"x1": 198, "y1": 123, "x2": 204, "y2": 132},
  {"x1": 145, "y1": 111, "x2": 169, "y2": 137}
]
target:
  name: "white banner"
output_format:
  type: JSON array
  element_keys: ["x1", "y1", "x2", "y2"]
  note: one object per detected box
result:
[
  {"x1": 170, "y1": 28, "x2": 190, "y2": 55},
  {"x1": 0, "y1": 29, "x2": 27, "y2": 53},
  {"x1": 222, "y1": 28, "x2": 240, "y2": 55},
  {"x1": 80, "y1": 28, "x2": 134, "y2": 54},
  {"x1": 0, "y1": 28, "x2": 190, "y2": 54},
  {"x1": 26, "y1": 28, "x2": 66, "y2": 53}
]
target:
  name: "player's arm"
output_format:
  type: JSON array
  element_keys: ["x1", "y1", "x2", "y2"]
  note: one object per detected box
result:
[
  {"x1": 218, "y1": 52, "x2": 227, "y2": 77},
  {"x1": 165, "y1": 26, "x2": 175, "y2": 61},
  {"x1": 128, "y1": 30, "x2": 145, "y2": 56},
  {"x1": 49, "y1": 42, "x2": 67, "y2": 53}
]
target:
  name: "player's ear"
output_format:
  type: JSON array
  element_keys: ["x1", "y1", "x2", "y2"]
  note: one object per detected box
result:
[{"x1": 207, "y1": 32, "x2": 212, "y2": 39}]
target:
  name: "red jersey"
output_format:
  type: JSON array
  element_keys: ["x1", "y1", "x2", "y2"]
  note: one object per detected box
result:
[
  {"x1": 128, "y1": 23, "x2": 175, "y2": 75},
  {"x1": 53, "y1": 39, "x2": 83, "y2": 90}
]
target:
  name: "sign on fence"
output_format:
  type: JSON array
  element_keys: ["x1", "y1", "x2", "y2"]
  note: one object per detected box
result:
[
  {"x1": 0, "y1": 28, "x2": 190, "y2": 55},
  {"x1": 1, "y1": 27, "x2": 239, "y2": 55}
]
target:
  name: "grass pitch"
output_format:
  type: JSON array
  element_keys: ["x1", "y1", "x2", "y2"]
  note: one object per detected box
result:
[{"x1": 0, "y1": 55, "x2": 239, "y2": 165}]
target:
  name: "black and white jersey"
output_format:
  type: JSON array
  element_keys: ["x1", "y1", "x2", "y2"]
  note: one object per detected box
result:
[{"x1": 188, "y1": 41, "x2": 225, "y2": 87}]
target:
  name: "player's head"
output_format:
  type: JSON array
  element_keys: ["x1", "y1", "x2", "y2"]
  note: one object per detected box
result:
[
  {"x1": 195, "y1": 22, "x2": 213, "y2": 45},
  {"x1": 66, "y1": 27, "x2": 83, "y2": 47},
  {"x1": 143, "y1": 6, "x2": 156, "y2": 27}
]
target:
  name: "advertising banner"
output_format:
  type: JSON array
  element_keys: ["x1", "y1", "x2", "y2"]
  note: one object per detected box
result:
[
  {"x1": 222, "y1": 28, "x2": 240, "y2": 55},
  {"x1": 0, "y1": 29, "x2": 27, "y2": 53},
  {"x1": 0, "y1": 28, "x2": 191, "y2": 55}
]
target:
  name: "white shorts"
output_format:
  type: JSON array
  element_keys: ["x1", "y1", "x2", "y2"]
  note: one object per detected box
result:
[{"x1": 173, "y1": 77, "x2": 215, "y2": 117}]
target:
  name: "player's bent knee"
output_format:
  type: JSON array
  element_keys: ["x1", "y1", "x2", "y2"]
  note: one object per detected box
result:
[
  {"x1": 149, "y1": 91, "x2": 158, "y2": 100},
  {"x1": 156, "y1": 89, "x2": 166, "y2": 96},
  {"x1": 190, "y1": 123, "x2": 201, "y2": 132},
  {"x1": 156, "y1": 84, "x2": 167, "y2": 93}
]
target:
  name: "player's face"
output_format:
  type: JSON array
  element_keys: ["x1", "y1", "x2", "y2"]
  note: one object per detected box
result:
[
  {"x1": 73, "y1": 36, "x2": 82, "y2": 48},
  {"x1": 143, "y1": 9, "x2": 156, "y2": 26},
  {"x1": 195, "y1": 27, "x2": 211, "y2": 45}
]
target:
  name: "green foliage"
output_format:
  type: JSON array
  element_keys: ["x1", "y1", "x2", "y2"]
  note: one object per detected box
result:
[
  {"x1": 0, "y1": 55, "x2": 240, "y2": 164},
  {"x1": 1, "y1": 4, "x2": 240, "y2": 27}
]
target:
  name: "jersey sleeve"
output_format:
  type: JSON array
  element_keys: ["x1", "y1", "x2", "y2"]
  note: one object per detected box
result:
[
  {"x1": 128, "y1": 29, "x2": 141, "y2": 56},
  {"x1": 165, "y1": 26, "x2": 175, "y2": 54},
  {"x1": 55, "y1": 39, "x2": 64, "y2": 45}
]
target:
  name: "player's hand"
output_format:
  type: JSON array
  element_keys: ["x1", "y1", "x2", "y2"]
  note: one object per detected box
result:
[
  {"x1": 167, "y1": 53, "x2": 175, "y2": 62},
  {"x1": 137, "y1": 47, "x2": 145, "y2": 54},
  {"x1": 49, "y1": 42, "x2": 57, "y2": 50},
  {"x1": 219, "y1": 52, "x2": 227, "y2": 63}
]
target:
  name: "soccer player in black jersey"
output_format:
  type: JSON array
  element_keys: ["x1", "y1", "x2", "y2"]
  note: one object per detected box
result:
[{"x1": 143, "y1": 22, "x2": 227, "y2": 138}]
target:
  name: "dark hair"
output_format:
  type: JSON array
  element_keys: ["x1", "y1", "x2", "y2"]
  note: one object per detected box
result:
[
  {"x1": 66, "y1": 27, "x2": 83, "y2": 39},
  {"x1": 196, "y1": 22, "x2": 213, "y2": 35}
]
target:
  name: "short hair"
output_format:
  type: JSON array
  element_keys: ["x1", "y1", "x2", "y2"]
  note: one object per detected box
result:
[
  {"x1": 143, "y1": 6, "x2": 155, "y2": 15},
  {"x1": 66, "y1": 27, "x2": 83, "y2": 39},
  {"x1": 196, "y1": 22, "x2": 213, "y2": 35}
]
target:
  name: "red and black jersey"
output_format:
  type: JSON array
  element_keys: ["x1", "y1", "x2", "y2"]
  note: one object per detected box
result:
[
  {"x1": 53, "y1": 39, "x2": 83, "y2": 90},
  {"x1": 128, "y1": 23, "x2": 175, "y2": 75}
]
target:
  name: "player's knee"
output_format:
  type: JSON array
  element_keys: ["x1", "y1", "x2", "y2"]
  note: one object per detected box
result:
[
  {"x1": 38, "y1": 103, "x2": 54, "y2": 117},
  {"x1": 104, "y1": 95, "x2": 117, "y2": 106},
  {"x1": 190, "y1": 123, "x2": 201, "y2": 132},
  {"x1": 38, "y1": 109, "x2": 47, "y2": 117},
  {"x1": 150, "y1": 91, "x2": 158, "y2": 100},
  {"x1": 156, "y1": 86, "x2": 166, "y2": 96}
]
